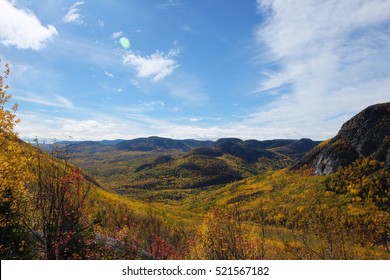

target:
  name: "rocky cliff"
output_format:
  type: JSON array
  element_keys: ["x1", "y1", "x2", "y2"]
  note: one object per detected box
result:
[{"x1": 293, "y1": 102, "x2": 390, "y2": 174}]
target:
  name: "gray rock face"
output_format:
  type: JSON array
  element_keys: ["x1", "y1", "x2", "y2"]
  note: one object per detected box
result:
[
  {"x1": 338, "y1": 102, "x2": 390, "y2": 157},
  {"x1": 293, "y1": 102, "x2": 390, "y2": 175}
]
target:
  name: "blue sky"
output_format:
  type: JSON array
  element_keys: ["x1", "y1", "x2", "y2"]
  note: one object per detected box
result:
[{"x1": 1, "y1": 0, "x2": 390, "y2": 141}]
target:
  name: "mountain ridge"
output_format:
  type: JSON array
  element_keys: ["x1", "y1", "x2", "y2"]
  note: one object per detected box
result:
[
  {"x1": 293, "y1": 102, "x2": 390, "y2": 174},
  {"x1": 64, "y1": 136, "x2": 320, "y2": 155}
]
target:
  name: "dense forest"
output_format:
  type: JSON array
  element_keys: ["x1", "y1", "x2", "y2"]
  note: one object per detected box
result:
[{"x1": 1, "y1": 63, "x2": 389, "y2": 260}]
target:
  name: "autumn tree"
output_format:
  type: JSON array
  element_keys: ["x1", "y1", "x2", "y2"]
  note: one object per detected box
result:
[
  {"x1": 190, "y1": 207, "x2": 264, "y2": 259},
  {"x1": 0, "y1": 61, "x2": 33, "y2": 259},
  {"x1": 27, "y1": 143, "x2": 93, "y2": 259},
  {"x1": 286, "y1": 203, "x2": 349, "y2": 260},
  {"x1": 326, "y1": 157, "x2": 390, "y2": 210}
]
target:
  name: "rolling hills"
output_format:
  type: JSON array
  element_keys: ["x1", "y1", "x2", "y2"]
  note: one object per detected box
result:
[
  {"x1": 68, "y1": 102, "x2": 390, "y2": 259},
  {"x1": 64, "y1": 136, "x2": 320, "y2": 194},
  {"x1": 1, "y1": 102, "x2": 389, "y2": 260}
]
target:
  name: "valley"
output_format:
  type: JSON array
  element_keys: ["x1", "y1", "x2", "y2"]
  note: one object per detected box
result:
[
  {"x1": 64, "y1": 137, "x2": 319, "y2": 197},
  {"x1": 2, "y1": 101, "x2": 390, "y2": 260}
]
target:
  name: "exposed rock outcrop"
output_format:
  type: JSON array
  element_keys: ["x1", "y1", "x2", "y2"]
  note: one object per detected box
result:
[{"x1": 293, "y1": 102, "x2": 390, "y2": 174}]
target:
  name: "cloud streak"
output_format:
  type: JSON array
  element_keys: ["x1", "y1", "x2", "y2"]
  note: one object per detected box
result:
[
  {"x1": 62, "y1": 2, "x2": 85, "y2": 25},
  {"x1": 156, "y1": 0, "x2": 183, "y2": 9},
  {"x1": 251, "y1": 0, "x2": 390, "y2": 139},
  {"x1": 15, "y1": 93, "x2": 74, "y2": 109},
  {"x1": 0, "y1": 0, "x2": 58, "y2": 50},
  {"x1": 111, "y1": 31, "x2": 123, "y2": 40},
  {"x1": 104, "y1": 71, "x2": 114, "y2": 78}
]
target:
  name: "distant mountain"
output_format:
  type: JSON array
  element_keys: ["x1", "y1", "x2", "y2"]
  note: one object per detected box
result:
[
  {"x1": 54, "y1": 136, "x2": 319, "y2": 163},
  {"x1": 184, "y1": 146, "x2": 223, "y2": 158},
  {"x1": 272, "y1": 138, "x2": 321, "y2": 158},
  {"x1": 40, "y1": 139, "x2": 124, "y2": 154},
  {"x1": 213, "y1": 138, "x2": 320, "y2": 163},
  {"x1": 115, "y1": 136, "x2": 214, "y2": 152},
  {"x1": 215, "y1": 140, "x2": 277, "y2": 163},
  {"x1": 115, "y1": 136, "x2": 318, "y2": 160},
  {"x1": 240, "y1": 139, "x2": 298, "y2": 149},
  {"x1": 293, "y1": 102, "x2": 390, "y2": 174},
  {"x1": 58, "y1": 139, "x2": 125, "y2": 145},
  {"x1": 99, "y1": 139, "x2": 125, "y2": 145},
  {"x1": 215, "y1": 138, "x2": 243, "y2": 145}
]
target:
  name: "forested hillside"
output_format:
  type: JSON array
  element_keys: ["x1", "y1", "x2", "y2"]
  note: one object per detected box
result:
[{"x1": 1, "y1": 63, "x2": 389, "y2": 259}]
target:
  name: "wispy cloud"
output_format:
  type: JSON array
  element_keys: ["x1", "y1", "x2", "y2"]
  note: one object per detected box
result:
[
  {"x1": 111, "y1": 31, "x2": 123, "y2": 40},
  {"x1": 164, "y1": 72, "x2": 208, "y2": 104},
  {"x1": 0, "y1": 0, "x2": 58, "y2": 50},
  {"x1": 62, "y1": 2, "x2": 84, "y2": 25},
  {"x1": 181, "y1": 25, "x2": 193, "y2": 33},
  {"x1": 117, "y1": 100, "x2": 165, "y2": 113},
  {"x1": 52, "y1": 37, "x2": 122, "y2": 67},
  {"x1": 157, "y1": 0, "x2": 183, "y2": 9},
  {"x1": 123, "y1": 48, "x2": 181, "y2": 82},
  {"x1": 250, "y1": 0, "x2": 390, "y2": 139},
  {"x1": 130, "y1": 79, "x2": 141, "y2": 88},
  {"x1": 15, "y1": 93, "x2": 74, "y2": 109},
  {"x1": 104, "y1": 71, "x2": 114, "y2": 78}
]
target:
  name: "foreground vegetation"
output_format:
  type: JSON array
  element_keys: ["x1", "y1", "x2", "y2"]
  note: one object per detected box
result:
[{"x1": 1, "y1": 62, "x2": 389, "y2": 259}]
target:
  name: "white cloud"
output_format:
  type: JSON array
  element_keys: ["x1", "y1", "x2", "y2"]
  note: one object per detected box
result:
[
  {"x1": 15, "y1": 112, "x2": 169, "y2": 141},
  {"x1": 123, "y1": 48, "x2": 181, "y2": 82},
  {"x1": 15, "y1": 110, "x2": 302, "y2": 141},
  {"x1": 104, "y1": 71, "x2": 114, "y2": 78},
  {"x1": 62, "y1": 2, "x2": 84, "y2": 25},
  {"x1": 15, "y1": 102, "x2": 237, "y2": 141},
  {"x1": 0, "y1": 0, "x2": 58, "y2": 50},
  {"x1": 98, "y1": 20, "x2": 104, "y2": 27},
  {"x1": 111, "y1": 31, "x2": 123, "y2": 40},
  {"x1": 251, "y1": 0, "x2": 390, "y2": 139},
  {"x1": 16, "y1": 115, "x2": 132, "y2": 141}
]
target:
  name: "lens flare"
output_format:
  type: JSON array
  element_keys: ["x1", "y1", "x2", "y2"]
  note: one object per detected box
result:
[{"x1": 120, "y1": 37, "x2": 131, "y2": 49}]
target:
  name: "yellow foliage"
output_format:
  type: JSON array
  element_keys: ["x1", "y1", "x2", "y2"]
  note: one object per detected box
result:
[
  {"x1": 0, "y1": 61, "x2": 32, "y2": 220},
  {"x1": 190, "y1": 208, "x2": 268, "y2": 260},
  {"x1": 0, "y1": 61, "x2": 33, "y2": 258}
]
